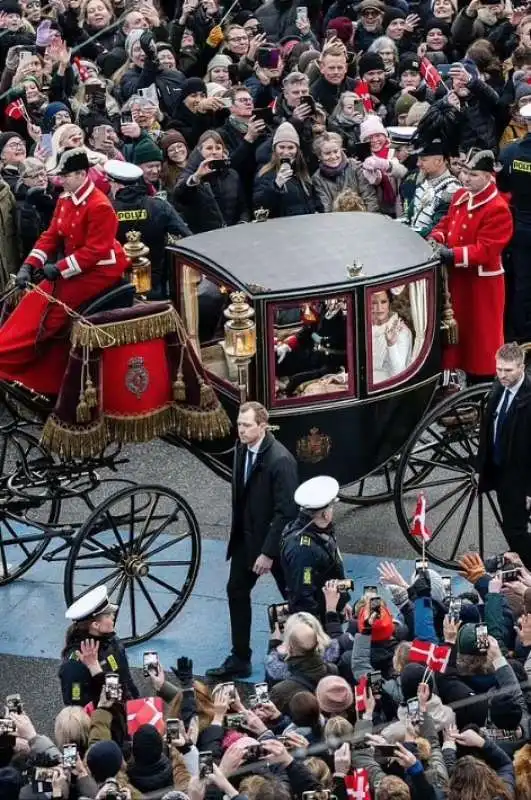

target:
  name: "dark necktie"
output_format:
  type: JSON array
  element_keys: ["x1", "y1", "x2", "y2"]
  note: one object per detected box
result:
[
  {"x1": 493, "y1": 388, "x2": 510, "y2": 465},
  {"x1": 244, "y1": 450, "x2": 253, "y2": 484}
]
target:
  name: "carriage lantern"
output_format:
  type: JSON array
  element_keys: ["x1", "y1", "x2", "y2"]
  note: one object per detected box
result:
[
  {"x1": 123, "y1": 230, "x2": 152, "y2": 295},
  {"x1": 224, "y1": 291, "x2": 256, "y2": 402}
]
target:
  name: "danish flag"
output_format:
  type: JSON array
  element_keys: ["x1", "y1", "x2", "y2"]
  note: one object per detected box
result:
[
  {"x1": 420, "y1": 57, "x2": 443, "y2": 91},
  {"x1": 410, "y1": 493, "x2": 431, "y2": 542},
  {"x1": 354, "y1": 80, "x2": 374, "y2": 113},
  {"x1": 345, "y1": 769, "x2": 372, "y2": 800},
  {"x1": 5, "y1": 98, "x2": 26, "y2": 121},
  {"x1": 355, "y1": 674, "x2": 368, "y2": 713},
  {"x1": 409, "y1": 639, "x2": 451, "y2": 674}
]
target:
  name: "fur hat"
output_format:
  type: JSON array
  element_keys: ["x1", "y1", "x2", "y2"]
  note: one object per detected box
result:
[
  {"x1": 316, "y1": 675, "x2": 354, "y2": 714},
  {"x1": 86, "y1": 741, "x2": 123, "y2": 783},
  {"x1": 179, "y1": 77, "x2": 207, "y2": 102},
  {"x1": 359, "y1": 114, "x2": 387, "y2": 141},
  {"x1": 273, "y1": 121, "x2": 300, "y2": 147},
  {"x1": 358, "y1": 51, "x2": 385, "y2": 77}
]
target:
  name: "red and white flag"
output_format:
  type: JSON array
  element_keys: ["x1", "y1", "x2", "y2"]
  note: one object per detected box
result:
[
  {"x1": 410, "y1": 493, "x2": 431, "y2": 542},
  {"x1": 409, "y1": 639, "x2": 451, "y2": 673},
  {"x1": 5, "y1": 98, "x2": 26, "y2": 121},
  {"x1": 355, "y1": 675, "x2": 368, "y2": 713},
  {"x1": 345, "y1": 768, "x2": 372, "y2": 800},
  {"x1": 354, "y1": 80, "x2": 374, "y2": 113},
  {"x1": 420, "y1": 57, "x2": 443, "y2": 91}
]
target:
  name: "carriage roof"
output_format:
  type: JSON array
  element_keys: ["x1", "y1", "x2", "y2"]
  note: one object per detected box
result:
[{"x1": 169, "y1": 213, "x2": 436, "y2": 296}]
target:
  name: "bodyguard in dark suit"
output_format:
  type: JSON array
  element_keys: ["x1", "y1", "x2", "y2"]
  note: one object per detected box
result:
[
  {"x1": 207, "y1": 401, "x2": 298, "y2": 678},
  {"x1": 478, "y1": 342, "x2": 531, "y2": 566}
]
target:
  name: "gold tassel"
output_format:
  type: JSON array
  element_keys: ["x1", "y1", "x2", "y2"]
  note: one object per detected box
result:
[
  {"x1": 106, "y1": 404, "x2": 176, "y2": 444},
  {"x1": 172, "y1": 372, "x2": 186, "y2": 402},
  {"x1": 84, "y1": 377, "x2": 98, "y2": 408},
  {"x1": 199, "y1": 379, "x2": 216, "y2": 410},
  {"x1": 172, "y1": 404, "x2": 231, "y2": 441},
  {"x1": 440, "y1": 265, "x2": 459, "y2": 347},
  {"x1": 76, "y1": 392, "x2": 90, "y2": 423},
  {"x1": 41, "y1": 415, "x2": 108, "y2": 460},
  {"x1": 71, "y1": 306, "x2": 182, "y2": 350}
]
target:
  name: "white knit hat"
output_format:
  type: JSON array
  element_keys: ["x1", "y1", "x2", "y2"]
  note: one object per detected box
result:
[
  {"x1": 359, "y1": 114, "x2": 387, "y2": 142},
  {"x1": 207, "y1": 53, "x2": 233, "y2": 72},
  {"x1": 273, "y1": 121, "x2": 300, "y2": 147},
  {"x1": 125, "y1": 28, "x2": 144, "y2": 58}
]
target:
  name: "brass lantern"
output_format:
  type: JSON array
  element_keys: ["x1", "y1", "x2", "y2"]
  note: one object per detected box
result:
[
  {"x1": 123, "y1": 230, "x2": 152, "y2": 295},
  {"x1": 224, "y1": 291, "x2": 256, "y2": 402}
]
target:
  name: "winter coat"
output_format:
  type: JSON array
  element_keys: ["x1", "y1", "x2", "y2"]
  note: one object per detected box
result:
[
  {"x1": 167, "y1": 102, "x2": 226, "y2": 149},
  {"x1": 175, "y1": 149, "x2": 249, "y2": 233},
  {"x1": 119, "y1": 60, "x2": 185, "y2": 117},
  {"x1": 88, "y1": 708, "x2": 143, "y2": 800},
  {"x1": 312, "y1": 158, "x2": 380, "y2": 212},
  {"x1": 456, "y1": 79, "x2": 503, "y2": 153},
  {"x1": 327, "y1": 115, "x2": 361, "y2": 159},
  {"x1": 256, "y1": 0, "x2": 319, "y2": 41},
  {"x1": 310, "y1": 75, "x2": 358, "y2": 115},
  {"x1": 14, "y1": 182, "x2": 59, "y2": 261},
  {"x1": 127, "y1": 755, "x2": 173, "y2": 793},
  {"x1": 0, "y1": 178, "x2": 20, "y2": 289},
  {"x1": 451, "y1": 8, "x2": 507, "y2": 55},
  {"x1": 253, "y1": 168, "x2": 320, "y2": 217},
  {"x1": 270, "y1": 650, "x2": 338, "y2": 713}
]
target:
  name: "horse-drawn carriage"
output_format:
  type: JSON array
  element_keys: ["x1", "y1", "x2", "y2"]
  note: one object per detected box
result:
[{"x1": 0, "y1": 212, "x2": 502, "y2": 645}]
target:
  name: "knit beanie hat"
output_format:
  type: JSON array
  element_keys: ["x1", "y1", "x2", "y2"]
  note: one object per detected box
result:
[
  {"x1": 132, "y1": 724, "x2": 163, "y2": 765},
  {"x1": 43, "y1": 101, "x2": 71, "y2": 126},
  {"x1": 457, "y1": 623, "x2": 482, "y2": 656},
  {"x1": 384, "y1": 7, "x2": 406, "y2": 26},
  {"x1": 125, "y1": 28, "x2": 143, "y2": 58},
  {"x1": 0, "y1": 132, "x2": 24, "y2": 155},
  {"x1": 161, "y1": 129, "x2": 187, "y2": 154},
  {"x1": 156, "y1": 41, "x2": 176, "y2": 57},
  {"x1": 179, "y1": 77, "x2": 207, "y2": 102},
  {"x1": 0, "y1": 0, "x2": 21, "y2": 15},
  {"x1": 359, "y1": 114, "x2": 387, "y2": 141},
  {"x1": 405, "y1": 101, "x2": 430, "y2": 126},
  {"x1": 327, "y1": 16, "x2": 354, "y2": 44},
  {"x1": 459, "y1": 598, "x2": 482, "y2": 624},
  {"x1": 358, "y1": 51, "x2": 385, "y2": 77},
  {"x1": 207, "y1": 53, "x2": 232, "y2": 72},
  {"x1": 515, "y1": 79, "x2": 531, "y2": 104},
  {"x1": 398, "y1": 53, "x2": 421, "y2": 77},
  {"x1": 395, "y1": 93, "x2": 417, "y2": 116},
  {"x1": 316, "y1": 675, "x2": 354, "y2": 714},
  {"x1": 357, "y1": 604, "x2": 394, "y2": 642},
  {"x1": 425, "y1": 17, "x2": 451, "y2": 37},
  {"x1": 273, "y1": 121, "x2": 300, "y2": 147},
  {"x1": 132, "y1": 136, "x2": 163, "y2": 165},
  {"x1": 86, "y1": 740, "x2": 123, "y2": 782}
]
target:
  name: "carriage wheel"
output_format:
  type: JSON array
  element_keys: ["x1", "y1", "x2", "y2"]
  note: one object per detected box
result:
[
  {"x1": 394, "y1": 384, "x2": 504, "y2": 569},
  {"x1": 64, "y1": 484, "x2": 201, "y2": 646},
  {"x1": 0, "y1": 429, "x2": 59, "y2": 584}
]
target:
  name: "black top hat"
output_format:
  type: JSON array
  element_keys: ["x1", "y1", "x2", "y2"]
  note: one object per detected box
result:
[
  {"x1": 412, "y1": 137, "x2": 448, "y2": 157},
  {"x1": 462, "y1": 147, "x2": 495, "y2": 172},
  {"x1": 50, "y1": 147, "x2": 90, "y2": 176}
]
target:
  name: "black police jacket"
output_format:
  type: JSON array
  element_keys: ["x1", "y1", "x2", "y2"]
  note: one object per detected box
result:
[
  {"x1": 112, "y1": 181, "x2": 191, "y2": 284},
  {"x1": 59, "y1": 631, "x2": 139, "y2": 707},
  {"x1": 280, "y1": 512, "x2": 348, "y2": 622}
]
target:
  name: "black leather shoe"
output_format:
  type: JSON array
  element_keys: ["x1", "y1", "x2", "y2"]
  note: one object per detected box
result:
[{"x1": 205, "y1": 655, "x2": 252, "y2": 679}]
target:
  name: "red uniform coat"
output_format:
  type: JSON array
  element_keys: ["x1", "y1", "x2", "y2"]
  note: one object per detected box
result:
[
  {"x1": 0, "y1": 178, "x2": 128, "y2": 395},
  {"x1": 430, "y1": 181, "x2": 513, "y2": 376}
]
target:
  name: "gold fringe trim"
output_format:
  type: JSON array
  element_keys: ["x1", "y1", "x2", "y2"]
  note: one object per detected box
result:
[
  {"x1": 172, "y1": 404, "x2": 232, "y2": 441},
  {"x1": 105, "y1": 404, "x2": 176, "y2": 444},
  {"x1": 41, "y1": 415, "x2": 108, "y2": 460},
  {"x1": 71, "y1": 306, "x2": 181, "y2": 350}
]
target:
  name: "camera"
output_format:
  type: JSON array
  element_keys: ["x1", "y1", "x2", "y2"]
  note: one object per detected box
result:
[
  {"x1": 104, "y1": 673, "x2": 122, "y2": 701},
  {"x1": 501, "y1": 569, "x2": 520, "y2": 583},
  {"x1": 120, "y1": 110, "x2": 133, "y2": 124},
  {"x1": 63, "y1": 743, "x2": 77, "y2": 769},
  {"x1": 254, "y1": 682, "x2": 269, "y2": 704},
  {"x1": 143, "y1": 651, "x2": 159, "y2": 677},
  {"x1": 219, "y1": 681, "x2": 236, "y2": 701},
  {"x1": 415, "y1": 559, "x2": 428, "y2": 572},
  {"x1": 198, "y1": 751, "x2": 214, "y2": 778},
  {"x1": 373, "y1": 744, "x2": 396, "y2": 761},
  {"x1": 6, "y1": 694, "x2": 22, "y2": 714},
  {"x1": 166, "y1": 718, "x2": 183, "y2": 744}
]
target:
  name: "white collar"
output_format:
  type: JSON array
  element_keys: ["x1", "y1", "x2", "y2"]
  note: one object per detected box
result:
[
  {"x1": 505, "y1": 375, "x2": 525, "y2": 396},
  {"x1": 247, "y1": 434, "x2": 265, "y2": 455}
]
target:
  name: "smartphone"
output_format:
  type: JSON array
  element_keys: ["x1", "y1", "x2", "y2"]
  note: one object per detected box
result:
[
  {"x1": 495, "y1": 553, "x2": 505, "y2": 571},
  {"x1": 104, "y1": 673, "x2": 121, "y2": 701},
  {"x1": 208, "y1": 158, "x2": 230, "y2": 171},
  {"x1": 254, "y1": 682, "x2": 269, "y2": 704},
  {"x1": 415, "y1": 559, "x2": 429, "y2": 572},
  {"x1": 225, "y1": 712, "x2": 246, "y2": 729},
  {"x1": 198, "y1": 751, "x2": 214, "y2": 778},
  {"x1": 228, "y1": 63, "x2": 239, "y2": 83},
  {"x1": 19, "y1": 50, "x2": 33, "y2": 65},
  {"x1": 352, "y1": 141, "x2": 371, "y2": 161},
  {"x1": 257, "y1": 47, "x2": 280, "y2": 69},
  {"x1": 406, "y1": 697, "x2": 421, "y2": 725},
  {"x1": 448, "y1": 597, "x2": 462, "y2": 623},
  {"x1": 268, "y1": 602, "x2": 289, "y2": 633},
  {"x1": 336, "y1": 578, "x2": 354, "y2": 591},
  {"x1": 143, "y1": 651, "x2": 159, "y2": 677},
  {"x1": 302, "y1": 793, "x2": 332, "y2": 800},
  {"x1": 243, "y1": 743, "x2": 268, "y2": 763},
  {"x1": 300, "y1": 93, "x2": 316, "y2": 113},
  {"x1": 62, "y1": 743, "x2": 77, "y2": 769},
  {"x1": 6, "y1": 694, "x2": 22, "y2": 714},
  {"x1": 166, "y1": 718, "x2": 182, "y2": 743},
  {"x1": 368, "y1": 670, "x2": 383, "y2": 695},
  {"x1": 475, "y1": 623, "x2": 489, "y2": 653},
  {"x1": 364, "y1": 585, "x2": 378, "y2": 597},
  {"x1": 369, "y1": 596, "x2": 382, "y2": 615},
  {"x1": 442, "y1": 576, "x2": 452, "y2": 596},
  {"x1": 296, "y1": 5, "x2": 308, "y2": 23},
  {"x1": 253, "y1": 106, "x2": 274, "y2": 125},
  {"x1": 373, "y1": 744, "x2": 397, "y2": 759},
  {"x1": 501, "y1": 568, "x2": 520, "y2": 583},
  {"x1": 220, "y1": 681, "x2": 236, "y2": 700},
  {"x1": 0, "y1": 718, "x2": 16, "y2": 736},
  {"x1": 121, "y1": 110, "x2": 133, "y2": 124},
  {"x1": 33, "y1": 767, "x2": 54, "y2": 790}
]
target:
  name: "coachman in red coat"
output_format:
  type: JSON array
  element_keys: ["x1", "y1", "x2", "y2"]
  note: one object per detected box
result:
[
  {"x1": 430, "y1": 148, "x2": 513, "y2": 380},
  {"x1": 0, "y1": 149, "x2": 129, "y2": 396}
]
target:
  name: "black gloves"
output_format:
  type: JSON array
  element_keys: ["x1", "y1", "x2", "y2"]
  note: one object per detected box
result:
[
  {"x1": 171, "y1": 656, "x2": 193, "y2": 689},
  {"x1": 140, "y1": 30, "x2": 157, "y2": 59},
  {"x1": 439, "y1": 246, "x2": 455, "y2": 267},
  {"x1": 42, "y1": 264, "x2": 61, "y2": 281},
  {"x1": 408, "y1": 568, "x2": 431, "y2": 600},
  {"x1": 15, "y1": 264, "x2": 32, "y2": 288}
]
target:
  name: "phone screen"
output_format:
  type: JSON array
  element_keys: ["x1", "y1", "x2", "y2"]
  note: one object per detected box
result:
[
  {"x1": 199, "y1": 751, "x2": 214, "y2": 778},
  {"x1": 143, "y1": 651, "x2": 159, "y2": 677},
  {"x1": 63, "y1": 743, "x2": 77, "y2": 768},
  {"x1": 254, "y1": 683, "x2": 269, "y2": 703}
]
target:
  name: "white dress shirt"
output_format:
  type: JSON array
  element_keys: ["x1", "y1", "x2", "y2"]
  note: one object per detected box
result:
[{"x1": 493, "y1": 375, "x2": 524, "y2": 441}]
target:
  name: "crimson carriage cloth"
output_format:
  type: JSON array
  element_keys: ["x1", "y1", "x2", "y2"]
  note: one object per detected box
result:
[
  {"x1": 430, "y1": 181, "x2": 514, "y2": 376},
  {"x1": 0, "y1": 178, "x2": 128, "y2": 395}
]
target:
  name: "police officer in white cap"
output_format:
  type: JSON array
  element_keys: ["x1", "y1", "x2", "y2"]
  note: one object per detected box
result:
[
  {"x1": 280, "y1": 476, "x2": 352, "y2": 623},
  {"x1": 59, "y1": 586, "x2": 139, "y2": 708},
  {"x1": 104, "y1": 158, "x2": 191, "y2": 299}
]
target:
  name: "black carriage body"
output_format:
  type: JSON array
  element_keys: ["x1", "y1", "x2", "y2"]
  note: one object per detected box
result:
[{"x1": 168, "y1": 213, "x2": 441, "y2": 485}]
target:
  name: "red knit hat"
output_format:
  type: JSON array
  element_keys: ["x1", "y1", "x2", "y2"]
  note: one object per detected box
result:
[
  {"x1": 327, "y1": 16, "x2": 354, "y2": 44},
  {"x1": 358, "y1": 605, "x2": 394, "y2": 642}
]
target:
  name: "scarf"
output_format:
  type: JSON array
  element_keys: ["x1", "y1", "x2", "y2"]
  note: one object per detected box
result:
[
  {"x1": 319, "y1": 154, "x2": 348, "y2": 179},
  {"x1": 229, "y1": 114, "x2": 248, "y2": 134},
  {"x1": 372, "y1": 142, "x2": 395, "y2": 207}
]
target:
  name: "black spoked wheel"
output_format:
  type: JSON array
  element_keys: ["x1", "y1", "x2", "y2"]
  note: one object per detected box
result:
[
  {"x1": 0, "y1": 428, "x2": 59, "y2": 584},
  {"x1": 394, "y1": 384, "x2": 504, "y2": 569},
  {"x1": 64, "y1": 484, "x2": 201, "y2": 646}
]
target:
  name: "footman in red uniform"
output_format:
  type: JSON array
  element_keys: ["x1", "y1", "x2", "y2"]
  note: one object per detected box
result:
[
  {"x1": 0, "y1": 148, "x2": 129, "y2": 396},
  {"x1": 429, "y1": 148, "x2": 514, "y2": 381}
]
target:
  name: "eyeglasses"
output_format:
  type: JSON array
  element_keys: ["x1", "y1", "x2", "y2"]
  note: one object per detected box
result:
[
  {"x1": 235, "y1": 96, "x2": 253, "y2": 104},
  {"x1": 25, "y1": 172, "x2": 46, "y2": 180}
]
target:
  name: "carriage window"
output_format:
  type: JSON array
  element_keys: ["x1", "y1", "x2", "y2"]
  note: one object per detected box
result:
[
  {"x1": 368, "y1": 277, "x2": 429, "y2": 390},
  {"x1": 271, "y1": 295, "x2": 354, "y2": 404},
  {"x1": 180, "y1": 263, "x2": 239, "y2": 389}
]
